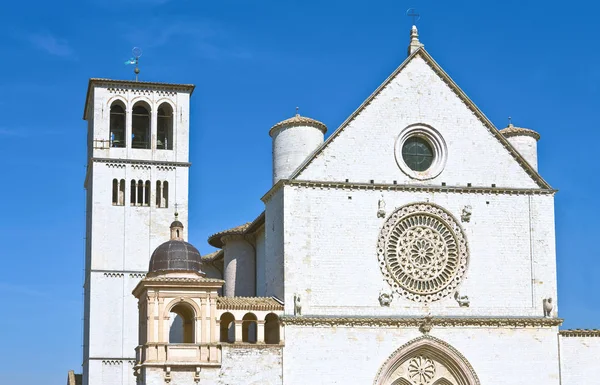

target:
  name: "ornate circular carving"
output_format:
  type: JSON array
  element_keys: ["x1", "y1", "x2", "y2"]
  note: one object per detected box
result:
[
  {"x1": 408, "y1": 356, "x2": 436, "y2": 385},
  {"x1": 377, "y1": 203, "x2": 469, "y2": 302}
]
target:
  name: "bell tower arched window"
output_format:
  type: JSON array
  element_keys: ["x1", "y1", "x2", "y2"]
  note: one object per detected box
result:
[
  {"x1": 132, "y1": 103, "x2": 150, "y2": 149},
  {"x1": 157, "y1": 103, "x2": 173, "y2": 150},
  {"x1": 109, "y1": 102, "x2": 125, "y2": 148}
]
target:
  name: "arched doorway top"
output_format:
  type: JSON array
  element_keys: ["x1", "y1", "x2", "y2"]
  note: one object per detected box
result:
[{"x1": 374, "y1": 335, "x2": 480, "y2": 385}]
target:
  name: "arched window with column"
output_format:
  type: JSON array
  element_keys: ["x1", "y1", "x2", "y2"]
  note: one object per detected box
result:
[
  {"x1": 242, "y1": 313, "x2": 257, "y2": 343},
  {"x1": 130, "y1": 180, "x2": 136, "y2": 205},
  {"x1": 219, "y1": 313, "x2": 235, "y2": 343},
  {"x1": 112, "y1": 179, "x2": 118, "y2": 204},
  {"x1": 131, "y1": 102, "x2": 150, "y2": 149},
  {"x1": 109, "y1": 101, "x2": 125, "y2": 148},
  {"x1": 119, "y1": 179, "x2": 125, "y2": 205},
  {"x1": 162, "y1": 181, "x2": 169, "y2": 208},
  {"x1": 137, "y1": 180, "x2": 143, "y2": 206},
  {"x1": 156, "y1": 181, "x2": 162, "y2": 207},
  {"x1": 168, "y1": 303, "x2": 195, "y2": 343},
  {"x1": 157, "y1": 103, "x2": 173, "y2": 150},
  {"x1": 144, "y1": 180, "x2": 150, "y2": 206},
  {"x1": 264, "y1": 313, "x2": 280, "y2": 344}
]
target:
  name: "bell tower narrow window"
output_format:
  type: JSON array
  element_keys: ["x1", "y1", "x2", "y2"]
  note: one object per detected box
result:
[
  {"x1": 119, "y1": 179, "x2": 125, "y2": 205},
  {"x1": 137, "y1": 180, "x2": 143, "y2": 206},
  {"x1": 156, "y1": 181, "x2": 162, "y2": 207},
  {"x1": 132, "y1": 102, "x2": 150, "y2": 149},
  {"x1": 130, "y1": 180, "x2": 136, "y2": 205},
  {"x1": 157, "y1": 103, "x2": 173, "y2": 150},
  {"x1": 112, "y1": 179, "x2": 118, "y2": 204},
  {"x1": 109, "y1": 102, "x2": 126, "y2": 148},
  {"x1": 144, "y1": 181, "x2": 150, "y2": 206},
  {"x1": 162, "y1": 181, "x2": 169, "y2": 208}
]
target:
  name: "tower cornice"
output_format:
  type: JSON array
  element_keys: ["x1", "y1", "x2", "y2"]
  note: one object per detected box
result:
[{"x1": 83, "y1": 78, "x2": 195, "y2": 120}]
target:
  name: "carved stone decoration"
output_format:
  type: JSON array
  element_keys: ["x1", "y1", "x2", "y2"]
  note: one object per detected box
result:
[
  {"x1": 419, "y1": 316, "x2": 433, "y2": 334},
  {"x1": 379, "y1": 291, "x2": 393, "y2": 307},
  {"x1": 194, "y1": 367, "x2": 201, "y2": 383},
  {"x1": 461, "y1": 205, "x2": 472, "y2": 223},
  {"x1": 454, "y1": 291, "x2": 470, "y2": 307},
  {"x1": 164, "y1": 366, "x2": 172, "y2": 383},
  {"x1": 377, "y1": 203, "x2": 469, "y2": 302},
  {"x1": 408, "y1": 356, "x2": 436, "y2": 385},
  {"x1": 294, "y1": 293, "x2": 302, "y2": 316},
  {"x1": 378, "y1": 196, "x2": 387, "y2": 218},
  {"x1": 543, "y1": 298, "x2": 554, "y2": 318},
  {"x1": 373, "y1": 335, "x2": 481, "y2": 385}
]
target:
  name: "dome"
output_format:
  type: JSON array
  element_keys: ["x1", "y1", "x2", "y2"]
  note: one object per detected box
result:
[
  {"x1": 148, "y1": 219, "x2": 204, "y2": 275},
  {"x1": 148, "y1": 240, "x2": 203, "y2": 274}
]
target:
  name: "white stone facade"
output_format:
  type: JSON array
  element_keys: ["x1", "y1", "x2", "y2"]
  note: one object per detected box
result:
[{"x1": 79, "y1": 30, "x2": 599, "y2": 385}]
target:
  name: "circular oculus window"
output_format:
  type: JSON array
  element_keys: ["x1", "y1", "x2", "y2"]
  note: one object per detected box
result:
[{"x1": 395, "y1": 124, "x2": 447, "y2": 180}]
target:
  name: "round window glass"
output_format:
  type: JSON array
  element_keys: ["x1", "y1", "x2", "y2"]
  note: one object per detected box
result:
[{"x1": 402, "y1": 137, "x2": 434, "y2": 172}]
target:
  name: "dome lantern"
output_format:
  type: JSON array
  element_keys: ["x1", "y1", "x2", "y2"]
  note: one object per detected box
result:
[{"x1": 148, "y1": 215, "x2": 204, "y2": 276}]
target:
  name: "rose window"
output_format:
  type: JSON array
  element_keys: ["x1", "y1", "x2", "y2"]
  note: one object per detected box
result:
[
  {"x1": 377, "y1": 203, "x2": 469, "y2": 302},
  {"x1": 407, "y1": 356, "x2": 436, "y2": 385}
]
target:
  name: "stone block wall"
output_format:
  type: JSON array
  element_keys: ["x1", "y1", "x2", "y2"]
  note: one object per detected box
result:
[{"x1": 280, "y1": 185, "x2": 557, "y2": 318}]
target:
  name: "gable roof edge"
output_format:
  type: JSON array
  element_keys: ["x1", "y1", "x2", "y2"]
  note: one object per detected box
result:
[{"x1": 289, "y1": 48, "x2": 551, "y2": 190}]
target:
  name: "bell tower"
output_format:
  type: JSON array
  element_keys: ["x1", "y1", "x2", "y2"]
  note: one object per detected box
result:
[{"x1": 82, "y1": 78, "x2": 195, "y2": 385}]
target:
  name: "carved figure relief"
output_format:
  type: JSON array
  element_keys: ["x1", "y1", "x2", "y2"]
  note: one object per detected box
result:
[
  {"x1": 379, "y1": 291, "x2": 393, "y2": 307},
  {"x1": 461, "y1": 206, "x2": 472, "y2": 223},
  {"x1": 454, "y1": 291, "x2": 470, "y2": 307},
  {"x1": 543, "y1": 298, "x2": 553, "y2": 318},
  {"x1": 377, "y1": 203, "x2": 469, "y2": 302},
  {"x1": 378, "y1": 196, "x2": 387, "y2": 218},
  {"x1": 294, "y1": 294, "x2": 302, "y2": 316}
]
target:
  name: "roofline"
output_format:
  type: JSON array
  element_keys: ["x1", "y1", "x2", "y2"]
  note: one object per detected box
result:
[
  {"x1": 287, "y1": 48, "x2": 552, "y2": 190},
  {"x1": 83, "y1": 78, "x2": 196, "y2": 120},
  {"x1": 207, "y1": 212, "x2": 265, "y2": 249}
]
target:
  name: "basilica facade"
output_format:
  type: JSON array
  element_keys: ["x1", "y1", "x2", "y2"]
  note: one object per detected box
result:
[{"x1": 74, "y1": 26, "x2": 600, "y2": 385}]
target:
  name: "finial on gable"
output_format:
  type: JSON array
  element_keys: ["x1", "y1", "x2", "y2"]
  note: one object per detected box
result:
[{"x1": 408, "y1": 25, "x2": 424, "y2": 56}]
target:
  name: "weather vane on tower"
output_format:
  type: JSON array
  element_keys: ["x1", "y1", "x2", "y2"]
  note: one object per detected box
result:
[
  {"x1": 125, "y1": 47, "x2": 143, "y2": 82},
  {"x1": 406, "y1": 8, "x2": 420, "y2": 26}
]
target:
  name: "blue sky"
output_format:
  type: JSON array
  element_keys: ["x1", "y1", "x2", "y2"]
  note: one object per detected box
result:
[{"x1": 1, "y1": 0, "x2": 599, "y2": 384}]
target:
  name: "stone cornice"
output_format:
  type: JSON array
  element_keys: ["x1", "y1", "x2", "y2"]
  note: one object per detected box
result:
[
  {"x1": 84, "y1": 78, "x2": 195, "y2": 120},
  {"x1": 91, "y1": 157, "x2": 191, "y2": 167},
  {"x1": 132, "y1": 276, "x2": 224, "y2": 297},
  {"x1": 261, "y1": 179, "x2": 557, "y2": 202},
  {"x1": 281, "y1": 316, "x2": 563, "y2": 328},
  {"x1": 559, "y1": 329, "x2": 600, "y2": 337},
  {"x1": 216, "y1": 296, "x2": 284, "y2": 311}
]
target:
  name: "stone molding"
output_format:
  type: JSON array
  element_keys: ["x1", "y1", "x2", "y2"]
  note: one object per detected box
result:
[
  {"x1": 373, "y1": 335, "x2": 480, "y2": 385},
  {"x1": 216, "y1": 296, "x2": 284, "y2": 311},
  {"x1": 559, "y1": 329, "x2": 600, "y2": 337},
  {"x1": 286, "y1": 49, "x2": 551, "y2": 190},
  {"x1": 262, "y1": 179, "x2": 556, "y2": 202},
  {"x1": 92, "y1": 158, "x2": 190, "y2": 168},
  {"x1": 142, "y1": 276, "x2": 224, "y2": 283},
  {"x1": 281, "y1": 316, "x2": 563, "y2": 328}
]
